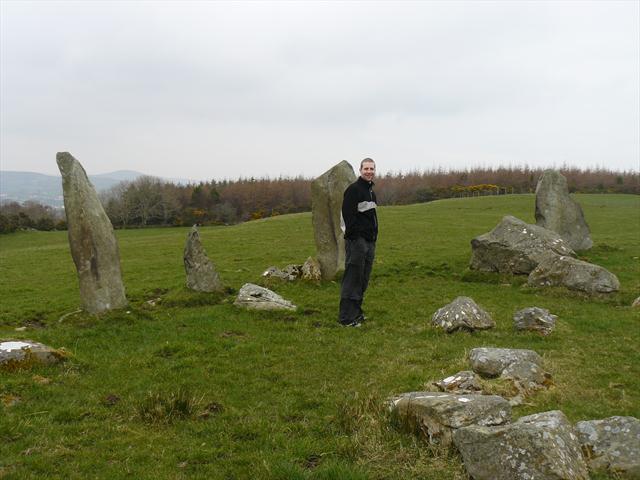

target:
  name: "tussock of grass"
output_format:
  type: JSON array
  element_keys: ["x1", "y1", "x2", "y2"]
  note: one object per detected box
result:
[{"x1": 136, "y1": 388, "x2": 205, "y2": 424}]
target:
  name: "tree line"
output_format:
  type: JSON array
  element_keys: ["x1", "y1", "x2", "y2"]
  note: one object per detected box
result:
[{"x1": 1, "y1": 166, "x2": 637, "y2": 233}]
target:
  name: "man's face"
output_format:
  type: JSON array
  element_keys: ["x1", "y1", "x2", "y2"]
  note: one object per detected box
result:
[{"x1": 360, "y1": 161, "x2": 376, "y2": 182}]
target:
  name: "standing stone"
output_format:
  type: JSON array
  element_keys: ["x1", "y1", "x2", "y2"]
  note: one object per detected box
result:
[
  {"x1": 57, "y1": 152, "x2": 127, "y2": 313},
  {"x1": 311, "y1": 161, "x2": 356, "y2": 280},
  {"x1": 184, "y1": 226, "x2": 223, "y2": 292},
  {"x1": 453, "y1": 410, "x2": 589, "y2": 480},
  {"x1": 535, "y1": 170, "x2": 593, "y2": 251},
  {"x1": 513, "y1": 307, "x2": 557, "y2": 335}
]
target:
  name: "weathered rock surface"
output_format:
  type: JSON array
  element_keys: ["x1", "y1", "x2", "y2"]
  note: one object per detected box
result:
[
  {"x1": 390, "y1": 391, "x2": 511, "y2": 446},
  {"x1": 454, "y1": 410, "x2": 589, "y2": 480},
  {"x1": 469, "y1": 348, "x2": 543, "y2": 378},
  {"x1": 433, "y1": 371, "x2": 482, "y2": 394},
  {"x1": 528, "y1": 255, "x2": 620, "y2": 294},
  {"x1": 301, "y1": 257, "x2": 322, "y2": 281},
  {"x1": 311, "y1": 161, "x2": 356, "y2": 280},
  {"x1": 470, "y1": 215, "x2": 575, "y2": 274},
  {"x1": 431, "y1": 297, "x2": 495, "y2": 333},
  {"x1": 576, "y1": 416, "x2": 640, "y2": 477},
  {"x1": 633, "y1": 297, "x2": 640, "y2": 308},
  {"x1": 501, "y1": 360, "x2": 552, "y2": 393},
  {"x1": 535, "y1": 170, "x2": 593, "y2": 251},
  {"x1": 184, "y1": 226, "x2": 224, "y2": 292},
  {"x1": 0, "y1": 340, "x2": 66, "y2": 367},
  {"x1": 57, "y1": 152, "x2": 127, "y2": 313},
  {"x1": 514, "y1": 307, "x2": 557, "y2": 335},
  {"x1": 262, "y1": 264, "x2": 301, "y2": 281},
  {"x1": 234, "y1": 283, "x2": 296, "y2": 311}
]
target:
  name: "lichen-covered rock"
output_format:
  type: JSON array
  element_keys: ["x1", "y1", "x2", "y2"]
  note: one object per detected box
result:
[
  {"x1": 470, "y1": 215, "x2": 575, "y2": 274},
  {"x1": 535, "y1": 170, "x2": 593, "y2": 251},
  {"x1": 469, "y1": 348, "x2": 543, "y2": 378},
  {"x1": 431, "y1": 297, "x2": 495, "y2": 333},
  {"x1": 390, "y1": 391, "x2": 511, "y2": 446},
  {"x1": 454, "y1": 410, "x2": 589, "y2": 480},
  {"x1": 501, "y1": 360, "x2": 552, "y2": 393},
  {"x1": 433, "y1": 371, "x2": 482, "y2": 394},
  {"x1": 57, "y1": 152, "x2": 127, "y2": 313},
  {"x1": 262, "y1": 264, "x2": 301, "y2": 281},
  {"x1": 0, "y1": 340, "x2": 66, "y2": 368},
  {"x1": 528, "y1": 255, "x2": 620, "y2": 294},
  {"x1": 576, "y1": 416, "x2": 640, "y2": 477},
  {"x1": 311, "y1": 161, "x2": 356, "y2": 280},
  {"x1": 184, "y1": 226, "x2": 224, "y2": 292},
  {"x1": 633, "y1": 297, "x2": 640, "y2": 308},
  {"x1": 301, "y1": 257, "x2": 322, "y2": 281},
  {"x1": 234, "y1": 283, "x2": 296, "y2": 311},
  {"x1": 514, "y1": 307, "x2": 557, "y2": 335}
]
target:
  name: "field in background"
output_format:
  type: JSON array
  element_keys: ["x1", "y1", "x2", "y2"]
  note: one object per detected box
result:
[{"x1": 1, "y1": 194, "x2": 639, "y2": 479}]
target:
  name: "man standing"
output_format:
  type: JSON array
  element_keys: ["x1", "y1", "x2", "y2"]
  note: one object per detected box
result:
[{"x1": 339, "y1": 158, "x2": 378, "y2": 327}]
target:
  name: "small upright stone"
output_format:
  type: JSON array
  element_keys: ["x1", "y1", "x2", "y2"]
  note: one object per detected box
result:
[
  {"x1": 513, "y1": 307, "x2": 557, "y2": 335},
  {"x1": 57, "y1": 152, "x2": 127, "y2": 313},
  {"x1": 432, "y1": 297, "x2": 495, "y2": 333},
  {"x1": 535, "y1": 170, "x2": 593, "y2": 251},
  {"x1": 301, "y1": 257, "x2": 322, "y2": 281},
  {"x1": 183, "y1": 226, "x2": 223, "y2": 292},
  {"x1": 234, "y1": 283, "x2": 296, "y2": 311},
  {"x1": 311, "y1": 161, "x2": 356, "y2": 280}
]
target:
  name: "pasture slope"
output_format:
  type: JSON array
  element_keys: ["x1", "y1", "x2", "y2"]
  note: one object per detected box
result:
[{"x1": 1, "y1": 194, "x2": 638, "y2": 480}]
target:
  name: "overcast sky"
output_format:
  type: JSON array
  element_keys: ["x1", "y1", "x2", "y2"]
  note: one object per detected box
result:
[{"x1": 1, "y1": 0, "x2": 638, "y2": 180}]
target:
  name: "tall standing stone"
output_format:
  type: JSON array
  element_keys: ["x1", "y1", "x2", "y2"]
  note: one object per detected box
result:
[
  {"x1": 535, "y1": 170, "x2": 593, "y2": 251},
  {"x1": 184, "y1": 225, "x2": 224, "y2": 292},
  {"x1": 57, "y1": 152, "x2": 127, "y2": 313},
  {"x1": 311, "y1": 161, "x2": 356, "y2": 280}
]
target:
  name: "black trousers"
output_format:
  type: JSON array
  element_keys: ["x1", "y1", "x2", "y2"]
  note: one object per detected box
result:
[{"x1": 339, "y1": 237, "x2": 376, "y2": 324}]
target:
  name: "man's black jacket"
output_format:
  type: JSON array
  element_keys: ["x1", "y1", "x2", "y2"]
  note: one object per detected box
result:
[{"x1": 341, "y1": 176, "x2": 378, "y2": 242}]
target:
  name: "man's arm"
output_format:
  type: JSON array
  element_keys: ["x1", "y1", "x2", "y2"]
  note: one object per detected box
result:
[{"x1": 341, "y1": 185, "x2": 358, "y2": 235}]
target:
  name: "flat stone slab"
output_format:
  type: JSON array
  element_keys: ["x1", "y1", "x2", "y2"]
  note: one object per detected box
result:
[
  {"x1": 469, "y1": 347, "x2": 543, "y2": 378},
  {"x1": 433, "y1": 371, "x2": 482, "y2": 394},
  {"x1": 432, "y1": 296, "x2": 495, "y2": 333},
  {"x1": 234, "y1": 283, "x2": 296, "y2": 311},
  {"x1": 0, "y1": 340, "x2": 66, "y2": 367},
  {"x1": 576, "y1": 416, "x2": 640, "y2": 477},
  {"x1": 528, "y1": 254, "x2": 620, "y2": 294},
  {"x1": 514, "y1": 307, "x2": 557, "y2": 335},
  {"x1": 390, "y1": 391, "x2": 511, "y2": 446},
  {"x1": 454, "y1": 410, "x2": 589, "y2": 480}
]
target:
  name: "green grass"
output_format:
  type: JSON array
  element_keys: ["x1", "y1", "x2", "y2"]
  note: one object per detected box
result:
[{"x1": 1, "y1": 194, "x2": 638, "y2": 479}]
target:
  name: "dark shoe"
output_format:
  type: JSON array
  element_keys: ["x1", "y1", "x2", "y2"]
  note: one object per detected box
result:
[{"x1": 339, "y1": 319, "x2": 362, "y2": 328}]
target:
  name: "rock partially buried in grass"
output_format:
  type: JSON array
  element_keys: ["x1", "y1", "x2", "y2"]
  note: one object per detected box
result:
[
  {"x1": 632, "y1": 296, "x2": 640, "y2": 308},
  {"x1": 576, "y1": 416, "x2": 640, "y2": 478},
  {"x1": 0, "y1": 340, "x2": 66, "y2": 368},
  {"x1": 469, "y1": 347, "x2": 543, "y2": 378},
  {"x1": 390, "y1": 391, "x2": 511, "y2": 446},
  {"x1": 528, "y1": 255, "x2": 620, "y2": 294},
  {"x1": 234, "y1": 283, "x2": 297, "y2": 311},
  {"x1": 433, "y1": 371, "x2": 482, "y2": 394},
  {"x1": 432, "y1": 297, "x2": 495, "y2": 333},
  {"x1": 453, "y1": 410, "x2": 589, "y2": 480},
  {"x1": 513, "y1": 307, "x2": 557, "y2": 335}
]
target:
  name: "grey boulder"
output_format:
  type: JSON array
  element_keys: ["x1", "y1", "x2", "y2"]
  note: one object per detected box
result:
[
  {"x1": 0, "y1": 340, "x2": 66, "y2": 367},
  {"x1": 390, "y1": 391, "x2": 511, "y2": 446},
  {"x1": 301, "y1": 257, "x2": 322, "y2": 281},
  {"x1": 262, "y1": 264, "x2": 301, "y2": 281},
  {"x1": 633, "y1": 297, "x2": 640, "y2": 308},
  {"x1": 528, "y1": 255, "x2": 620, "y2": 294},
  {"x1": 576, "y1": 416, "x2": 640, "y2": 477},
  {"x1": 501, "y1": 360, "x2": 552, "y2": 393},
  {"x1": 184, "y1": 226, "x2": 224, "y2": 292},
  {"x1": 234, "y1": 283, "x2": 296, "y2": 311},
  {"x1": 514, "y1": 307, "x2": 557, "y2": 335},
  {"x1": 470, "y1": 215, "x2": 575, "y2": 274},
  {"x1": 469, "y1": 347, "x2": 543, "y2": 378},
  {"x1": 454, "y1": 410, "x2": 589, "y2": 480},
  {"x1": 433, "y1": 371, "x2": 482, "y2": 394},
  {"x1": 432, "y1": 297, "x2": 495, "y2": 333},
  {"x1": 311, "y1": 161, "x2": 356, "y2": 280},
  {"x1": 535, "y1": 170, "x2": 593, "y2": 251},
  {"x1": 57, "y1": 152, "x2": 127, "y2": 313}
]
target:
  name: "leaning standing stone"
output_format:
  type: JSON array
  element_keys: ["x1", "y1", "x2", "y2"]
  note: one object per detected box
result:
[
  {"x1": 513, "y1": 307, "x2": 557, "y2": 335},
  {"x1": 576, "y1": 416, "x2": 640, "y2": 477},
  {"x1": 311, "y1": 161, "x2": 356, "y2": 280},
  {"x1": 528, "y1": 255, "x2": 620, "y2": 294},
  {"x1": 234, "y1": 283, "x2": 296, "y2": 311},
  {"x1": 1, "y1": 340, "x2": 66, "y2": 368},
  {"x1": 453, "y1": 410, "x2": 589, "y2": 480},
  {"x1": 432, "y1": 297, "x2": 495, "y2": 333},
  {"x1": 57, "y1": 152, "x2": 127, "y2": 313},
  {"x1": 535, "y1": 170, "x2": 593, "y2": 251},
  {"x1": 184, "y1": 226, "x2": 224, "y2": 292},
  {"x1": 389, "y1": 391, "x2": 511, "y2": 447}
]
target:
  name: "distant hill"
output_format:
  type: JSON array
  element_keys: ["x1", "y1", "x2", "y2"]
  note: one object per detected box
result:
[{"x1": 0, "y1": 170, "x2": 146, "y2": 207}]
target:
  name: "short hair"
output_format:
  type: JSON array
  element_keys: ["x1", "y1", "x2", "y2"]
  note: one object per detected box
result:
[{"x1": 360, "y1": 158, "x2": 375, "y2": 169}]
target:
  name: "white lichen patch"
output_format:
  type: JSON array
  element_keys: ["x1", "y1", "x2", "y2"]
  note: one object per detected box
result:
[{"x1": 0, "y1": 341, "x2": 32, "y2": 352}]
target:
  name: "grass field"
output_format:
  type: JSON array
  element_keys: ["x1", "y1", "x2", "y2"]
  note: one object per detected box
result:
[{"x1": 1, "y1": 194, "x2": 639, "y2": 479}]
